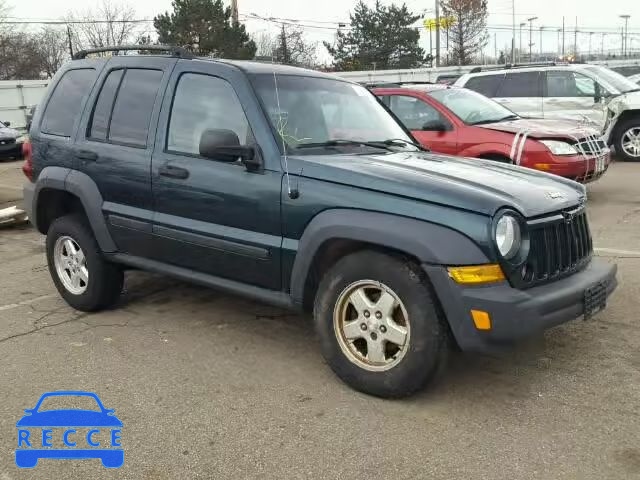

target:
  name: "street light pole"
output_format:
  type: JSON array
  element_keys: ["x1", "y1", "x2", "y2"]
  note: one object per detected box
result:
[
  {"x1": 620, "y1": 15, "x2": 631, "y2": 57},
  {"x1": 519, "y1": 23, "x2": 526, "y2": 63},
  {"x1": 435, "y1": 0, "x2": 441, "y2": 67},
  {"x1": 528, "y1": 16, "x2": 537, "y2": 62},
  {"x1": 557, "y1": 28, "x2": 561, "y2": 59},
  {"x1": 511, "y1": 0, "x2": 516, "y2": 64},
  {"x1": 539, "y1": 26, "x2": 544, "y2": 60},
  {"x1": 588, "y1": 32, "x2": 593, "y2": 60}
]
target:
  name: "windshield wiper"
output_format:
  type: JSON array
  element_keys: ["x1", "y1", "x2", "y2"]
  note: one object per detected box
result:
[
  {"x1": 470, "y1": 114, "x2": 519, "y2": 125},
  {"x1": 375, "y1": 138, "x2": 429, "y2": 151},
  {"x1": 295, "y1": 139, "x2": 394, "y2": 151}
]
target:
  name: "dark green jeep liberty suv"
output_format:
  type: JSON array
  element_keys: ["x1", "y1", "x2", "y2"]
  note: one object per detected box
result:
[{"x1": 23, "y1": 46, "x2": 617, "y2": 398}]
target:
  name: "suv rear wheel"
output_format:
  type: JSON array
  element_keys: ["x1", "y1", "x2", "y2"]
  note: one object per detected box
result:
[
  {"x1": 614, "y1": 117, "x2": 640, "y2": 161},
  {"x1": 314, "y1": 250, "x2": 448, "y2": 398},
  {"x1": 46, "y1": 214, "x2": 123, "y2": 311}
]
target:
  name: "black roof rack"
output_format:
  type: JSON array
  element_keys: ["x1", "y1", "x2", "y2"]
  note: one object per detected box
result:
[{"x1": 73, "y1": 45, "x2": 194, "y2": 60}]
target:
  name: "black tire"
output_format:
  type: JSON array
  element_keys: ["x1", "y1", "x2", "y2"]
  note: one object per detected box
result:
[
  {"x1": 613, "y1": 117, "x2": 640, "y2": 162},
  {"x1": 46, "y1": 214, "x2": 123, "y2": 312},
  {"x1": 313, "y1": 250, "x2": 449, "y2": 398}
]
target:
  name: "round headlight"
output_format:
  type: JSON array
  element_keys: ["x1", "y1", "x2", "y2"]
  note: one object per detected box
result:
[{"x1": 495, "y1": 214, "x2": 521, "y2": 259}]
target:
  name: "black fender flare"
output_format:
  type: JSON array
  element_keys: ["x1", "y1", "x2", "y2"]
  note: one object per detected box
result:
[
  {"x1": 289, "y1": 209, "x2": 490, "y2": 304},
  {"x1": 30, "y1": 166, "x2": 117, "y2": 252}
]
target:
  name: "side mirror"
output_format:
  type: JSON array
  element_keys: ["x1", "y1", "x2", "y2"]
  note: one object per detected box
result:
[
  {"x1": 594, "y1": 83, "x2": 602, "y2": 103},
  {"x1": 421, "y1": 120, "x2": 448, "y2": 132},
  {"x1": 23, "y1": 409, "x2": 34, "y2": 414},
  {"x1": 199, "y1": 129, "x2": 262, "y2": 171},
  {"x1": 3, "y1": 121, "x2": 10, "y2": 127}
]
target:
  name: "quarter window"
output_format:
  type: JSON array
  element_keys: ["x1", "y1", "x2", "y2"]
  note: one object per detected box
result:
[
  {"x1": 89, "y1": 69, "x2": 124, "y2": 140},
  {"x1": 167, "y1": 73, "x2": 251, "y2": 155},
  {"x1": 41, "y1": 69, "x2": 96, "y2": 137}
]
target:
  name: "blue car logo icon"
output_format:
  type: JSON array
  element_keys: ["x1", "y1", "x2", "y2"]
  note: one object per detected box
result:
[{"x1": 16, "y1": 391, "x2": 123, "y2": 468}]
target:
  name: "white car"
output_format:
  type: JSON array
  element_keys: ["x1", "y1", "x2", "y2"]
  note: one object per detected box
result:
[{"x1": 456, "y1": 64, "x2": 640, "y2": 161}]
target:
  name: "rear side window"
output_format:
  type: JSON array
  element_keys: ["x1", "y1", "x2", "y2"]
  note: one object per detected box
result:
[
  {"x1": 89, "y1": 69, "x2": 124, "y2": 140},
  {"x1": 99, "y1": 69, "x2": 163, "y2": 147},
  {"x1": 496, "y1": 72, "x2": 542, "y2": 97},
  {"x1": 41, "y1": 69, "x2": 96, "y2": 137},
  {"x1": 464, "y1": 74, "x2": 503, "y2": 97}
]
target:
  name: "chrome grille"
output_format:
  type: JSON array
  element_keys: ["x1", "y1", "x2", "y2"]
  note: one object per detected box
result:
[
  {"x1": 575, "y1": 135, "x2": 607, "y2": 156},
  {"x1": 520, "y1": 206, "x2": 592, "y2": 287}
]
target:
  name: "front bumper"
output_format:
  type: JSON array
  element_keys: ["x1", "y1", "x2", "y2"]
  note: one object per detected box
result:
[
  {"x1": 543, "y1": 152, "x2": 610, "y2": 183},
  {"x1": 0, "y1": 140, "x2": 21, "y2": 158},
  {"x1": 425, "y1": 258, "x2": 617, "y2": 353}
]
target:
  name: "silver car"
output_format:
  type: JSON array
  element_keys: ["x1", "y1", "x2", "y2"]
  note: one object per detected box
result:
[{"x1": 456, "y1": 64, "x2": 640, "y2": 161}]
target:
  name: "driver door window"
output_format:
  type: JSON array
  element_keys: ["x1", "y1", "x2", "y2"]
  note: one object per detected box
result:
[
  {"x1": 544, "y1": 71, "x2": 605, "y2": 125},
  {"x1": 388, "y1": 95, "x2": 446, "y2": 131}
]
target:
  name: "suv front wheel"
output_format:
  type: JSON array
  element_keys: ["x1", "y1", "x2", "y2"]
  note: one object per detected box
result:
[
  {"x1": 314, "y1": 251, "x2": 448, "y2": 398},
  {"x1": 46, "y1": 214, "x2": 123, "y2": 312},
  {"x1": 614, "y1": 117, "x2": 640, "y2": 162}
]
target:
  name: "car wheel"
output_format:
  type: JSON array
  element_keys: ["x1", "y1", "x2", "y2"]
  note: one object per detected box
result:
[
  {"x1": 46, "y1": 214, "x2": 123, "y2": 312},
  {"x1": 614, "y1": 118, "x2": 640, "y2": 161},
  {"x1": 314, "y1": 250, "x2": 449, "y2": 398}
]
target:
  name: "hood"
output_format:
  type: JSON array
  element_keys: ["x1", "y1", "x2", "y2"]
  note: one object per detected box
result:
[
  {"x1": 288, "y1": 151, "x2": 585, "y2": 218},
  {"x1": 0, "y1": 126, "x2": 19, "y2": 140},
  {"x1": 607, "y1": 90, "x2": 640, "y2": 116},
  {"x1": 476, "y1": 118, "x2": 601, "y2": 139},
  {"x1": 16, "y1": 410, "x2": 123, "y2": 427}
]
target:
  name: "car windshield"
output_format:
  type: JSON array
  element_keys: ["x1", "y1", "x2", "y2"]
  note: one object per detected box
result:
[
  {"x1": 37, "y1": 395, "x2": 102, "y2": 412},
  {"x1": 250, "y1": 74, "x2": 416, "y2": 153},
  {"x1": 585, "y1": 66, "x2": 640, "y2": 94},
  {"x1": 428, "y1": 88, "x2": 518, "y2": 125}
]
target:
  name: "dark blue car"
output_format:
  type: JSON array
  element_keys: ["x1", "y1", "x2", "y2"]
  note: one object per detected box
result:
[{"x1": 16, "y1": 391, "x2": 123, "y2": 468}]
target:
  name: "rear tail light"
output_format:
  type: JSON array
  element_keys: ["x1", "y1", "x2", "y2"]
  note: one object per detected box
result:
[{"x1": 22, "y1": 140, "x2": 33, "y2": 182}]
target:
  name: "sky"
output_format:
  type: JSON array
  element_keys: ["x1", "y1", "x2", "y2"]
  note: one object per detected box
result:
[{"x1": 4, "y1": 0, "x2": 640, "y2": 62}]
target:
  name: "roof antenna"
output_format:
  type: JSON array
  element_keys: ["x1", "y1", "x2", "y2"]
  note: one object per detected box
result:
[{"x1": 273, "y1": 71, "x2": 299, "y2": 199}]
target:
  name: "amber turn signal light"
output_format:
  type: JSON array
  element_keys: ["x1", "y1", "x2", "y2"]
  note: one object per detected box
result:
[{"x1": 447, "y1": 264, "x2": 506, "y2": 285}]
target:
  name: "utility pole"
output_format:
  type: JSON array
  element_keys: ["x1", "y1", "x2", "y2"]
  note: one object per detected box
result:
[
  {"x1": 435, "y1": 0, "x2": 441, "y2": 67},
  {"x1": 620, "y1": 15, "x2": 630, "y2": 57},
  {"x1": 231, "y1": 0, "x2": 239, "y2": 23},
  {"x1": 495, "y1": 32, "x2": 498, "y2": 64},
  {"x1": 539, "y1": 26, "x2": 544, "y2": 60},
  {"x1": 588, "y1": 32, "x2": 593, "y2": 60},
  {"x1": 621, "y1": 26, "x2": 625, "y2": 56},
  {"x1": 557, "y1": 28, "x2": 561, "y2": 59},
  {"x1": 602, "y1": 33, "x2": 605, "y2": 58},
  {"x1": 562, "y1": 16, "x2": 565, "y2": 58},
  {"x1": 511, "y1": 0, "x2": 516, "y2": 64},
  {"x1": 519, "y1": 23, "x2": 526, "y2": 63},
  {"x1": 66, "y1": 25, "x2": 74, "y2": 58},
  {"x1": 528, "y1": 17, "x2": 537, "y2": 62},
  {"x1": 574, "y1": 17, "x2": 578, "y2": 60}
]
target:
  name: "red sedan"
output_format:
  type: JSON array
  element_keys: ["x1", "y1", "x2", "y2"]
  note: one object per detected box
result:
[{"x1": 373, "y1": 84, "x2": 610, "y2": 183}]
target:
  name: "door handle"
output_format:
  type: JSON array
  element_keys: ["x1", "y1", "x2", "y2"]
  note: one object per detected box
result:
[
  {"x1": 75, "y1": 150, "x2": 98, "y2": 161},
  {"x1": 158, "y1": 164, "x2": 190, "y2": 180}
]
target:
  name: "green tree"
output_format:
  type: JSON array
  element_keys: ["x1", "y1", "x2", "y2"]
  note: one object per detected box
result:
[
  {"x1": 154, "y1": 0, "x2": 256, "y2": 59},
  {"x1": 323, "y1": 1, "x2": 426, "y2": 71}
]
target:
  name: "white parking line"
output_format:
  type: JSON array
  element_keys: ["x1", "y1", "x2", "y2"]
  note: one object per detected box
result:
[
  {"x1": 595, "y1": 247, "x2": 640, "y2": 257},
  {"x1": 0, "y1": 294, "x2": 56, "y2": 312}
]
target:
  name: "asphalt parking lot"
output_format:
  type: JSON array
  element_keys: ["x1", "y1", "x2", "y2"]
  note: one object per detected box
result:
[{"x1": 0, "y1": 159, "x2": 639, "y2": 479}]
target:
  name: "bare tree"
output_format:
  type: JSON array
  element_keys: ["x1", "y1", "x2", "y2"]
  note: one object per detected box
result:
[
  {"x1": 255, "y1": 32, "x2": 277, "y2": 59},
  {"x1": 440, "y1": 0, "x2": 488, "y2": 65},
  {"x1": 273, "y1": 24, "x2": 317, "y2": 67},
  {"x1": 66, "y1": 0, "x2": 139, "y2": 51},
  {"x1": 37, "y1": 27, "x2": 69, "y2": 78}
]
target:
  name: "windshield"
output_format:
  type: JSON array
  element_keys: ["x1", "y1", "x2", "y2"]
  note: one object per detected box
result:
[
  {"x1": 585, "y1": 66, "x2": 639, "y2": 94},
  {"x1": 428, "y1": 88, "x2": 518, "y2": 125},
  {"x1": 251, "y1": 74, "x2": 414, "y2": 153}
]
